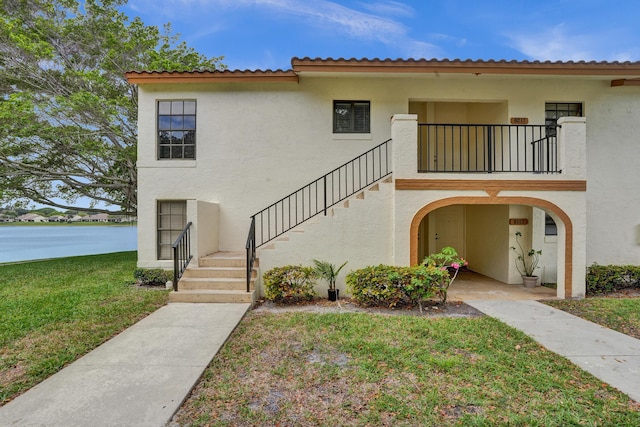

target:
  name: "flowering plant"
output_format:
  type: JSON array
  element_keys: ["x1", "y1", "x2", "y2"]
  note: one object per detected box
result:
[
  {"x1": 421, "y1": 246, "x2": 467, "y2": 303},
  {"x1": 510, "y1": 231, "x2": 542, "y2": 277}
]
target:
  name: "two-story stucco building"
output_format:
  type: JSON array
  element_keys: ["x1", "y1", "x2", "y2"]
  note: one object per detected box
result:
[{"x1": 126, "y1": 57, "x2": 640, "y2": 302}]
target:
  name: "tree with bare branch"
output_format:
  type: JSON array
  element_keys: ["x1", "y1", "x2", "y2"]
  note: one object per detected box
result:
[{"x1": 0, "y1": 0, "x2": 224, "y2": 214}]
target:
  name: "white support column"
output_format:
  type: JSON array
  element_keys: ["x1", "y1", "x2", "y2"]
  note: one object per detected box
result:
[
  {"x1": 390, "y1": 114, "x2": 418, "y2": 265},
  {"x1": 391, "y1": 114, "x2": 418, "y2": 179},
  {"x1": 557, "y1": 116, "x2": 587, "y2": 179}
]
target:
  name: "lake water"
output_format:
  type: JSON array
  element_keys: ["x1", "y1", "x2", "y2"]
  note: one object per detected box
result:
[{"x1": 0, "y1": 226, "x2": 137, "y2": 263}]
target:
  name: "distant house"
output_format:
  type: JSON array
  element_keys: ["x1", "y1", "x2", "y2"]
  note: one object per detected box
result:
[
  {"x1": 81, "y1": 213, "x2": 109, "y2": 222},
  {"x1": 16, "y1": 213, "x2": 47, "y2": 223},
  {"x1": 126, "y1": 57, "x2": 640, "y2": 301}
]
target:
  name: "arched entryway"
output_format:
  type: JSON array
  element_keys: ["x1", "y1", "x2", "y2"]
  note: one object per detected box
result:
[{"x1": 410, "y1": 196, "x2": 573, "y2": 299}]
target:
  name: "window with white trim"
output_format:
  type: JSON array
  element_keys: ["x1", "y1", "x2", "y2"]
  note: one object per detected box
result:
[
  {"x1": 157, "y1": 100, "x2": 196, "y2": 159},
  {"x1": 333, "y1": 100, "x2": 370, "y2": 133},
  {"x1": 157, "y1": 201, "x2": 186, "y2": 260}
]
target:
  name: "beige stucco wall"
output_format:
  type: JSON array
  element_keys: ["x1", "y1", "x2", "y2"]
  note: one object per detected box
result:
[
  {"x1": 136, "y1": 73, "x2": 638, "y2": 290},
  {"x1": 257, "y1": 180, "x2": 394, "y2": 297}
]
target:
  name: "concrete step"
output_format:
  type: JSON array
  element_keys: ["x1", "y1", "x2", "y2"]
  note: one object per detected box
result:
[
  {"x1": 179, "y1": 277, "x2": 252, "y2": 291},
  {"x1": 199, "y1": 251, "x2": 258, "y2": 268},
  {"x1": 168, "y1": 289, "x2": 255, "y2": 303},
  {"x1": 182, "y1": 266, "x2": 256, "y2": 279}
]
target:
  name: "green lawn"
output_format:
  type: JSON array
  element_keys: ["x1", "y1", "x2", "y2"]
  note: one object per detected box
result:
[
  {"x1": 545, "y1": 297, "x2": 640, "y2": 340},
  {"x1": 174, "y1": 311, "x2": 640, "y2": 426},
  {"x1": 0, "y1": 251, "x2": 168, "y2": 404}
]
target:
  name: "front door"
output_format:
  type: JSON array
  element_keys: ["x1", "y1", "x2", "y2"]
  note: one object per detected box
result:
[{"x1": 429, "y1": 205, "x2": 465, "y2": 257}]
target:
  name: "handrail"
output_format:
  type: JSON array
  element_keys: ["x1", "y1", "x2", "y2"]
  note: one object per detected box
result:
[
  {"x1": 245, "y1": 217, "x2": 256, "y2": 293},
  {"x1": 171, "y1": 221, "x2": 193, "y2": 291},
  {"x1": 244, "y1": 139, "x2": 392, "y2": 291},
  {"x1": 250, "y1": 138, "x2": 392, "y2": 249}
]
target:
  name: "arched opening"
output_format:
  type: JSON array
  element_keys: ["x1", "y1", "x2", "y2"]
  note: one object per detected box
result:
[{"x1": 410, "y1": 197, "x2": 573, "y2": 299}]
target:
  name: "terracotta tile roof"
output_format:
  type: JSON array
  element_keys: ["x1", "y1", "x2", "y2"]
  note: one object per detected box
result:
[
  {"x1": 291, "y1": 57, "x2": 640, "y2": 76},
  {"x1": 125, "y1": 69, "x2": 298, "y2": 84},
  {"x1": 126, "y1": 57, "x2": 640, "y2": 84}
]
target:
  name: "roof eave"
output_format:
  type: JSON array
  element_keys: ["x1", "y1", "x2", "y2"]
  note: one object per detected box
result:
[
  {"x1": 291, "y1": 57, "x2": 640, "y2": 77},
  {"x1": 125, "y1": 70, "x2": 299, "y2": 84}
]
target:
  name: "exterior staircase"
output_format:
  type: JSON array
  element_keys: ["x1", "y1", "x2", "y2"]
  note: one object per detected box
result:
[
  {"x1": 256, "y1": 176, "x2": 394, "y2": 275},
  {"x1": 168, "y1": 251, "x2": 257, "y2": 303}
]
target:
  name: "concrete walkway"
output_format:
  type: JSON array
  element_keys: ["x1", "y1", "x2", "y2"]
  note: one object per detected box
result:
[
  {"x1": 466, "y1": 299, "x2": 640, "y2": 402},
  {"x1": 448, "y1": 271, "x2": 557, "y2": 301},
  {"x1": 0, "y1": 303, "x2": 250, "y2": 427}
]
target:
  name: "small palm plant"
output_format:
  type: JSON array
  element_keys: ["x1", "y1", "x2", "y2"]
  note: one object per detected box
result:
[
  {"x1": 511, "y1": 231, "x2": 542, "y2": 277},
  {"x1": 312, "y1": 259, "x2": 347, "y2": 291}
]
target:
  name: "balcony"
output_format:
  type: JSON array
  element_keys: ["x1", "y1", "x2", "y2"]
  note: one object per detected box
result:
[
  {"x1": 391, "y1": 115, "x2": 586, "y2": 181},
  {"x1": 418, "y1": 124, "x2": 558, "y2": 174}
]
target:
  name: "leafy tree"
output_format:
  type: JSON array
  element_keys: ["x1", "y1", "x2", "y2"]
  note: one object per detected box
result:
[
  {"x1": 32, "y1": 207, "x2": 63, "y2": 217},
  {"x1": 0, "y1": 0, "x2": 224, "y2": 214}
]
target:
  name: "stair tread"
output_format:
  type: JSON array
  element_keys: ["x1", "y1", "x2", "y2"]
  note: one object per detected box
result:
[
  {"x1": 173, "y1": 289, "x2": 253, "y2": 294},
  {"x1": 201, "y1": 251, "x2": 245, "y2": 259},
  {"x1": 181, "y1": 277, "x2": 249, "y2": 282}
]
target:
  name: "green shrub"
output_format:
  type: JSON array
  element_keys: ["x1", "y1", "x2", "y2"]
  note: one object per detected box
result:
[
  {"x1": 346, "y1": 265, "x2": 416, "y2": 307},
  {"x1": 134, "y1": 268, "x2": 172, "y2": 286},
  {"x1": 263, "y1": 265, "x2": 317, "y2": 302},
  {"x1": 586, "y1": 264, "x2": 640, "y2": 296},
  {"x1": 347, "y1": 247, "x2": 467, "y2": 309}
]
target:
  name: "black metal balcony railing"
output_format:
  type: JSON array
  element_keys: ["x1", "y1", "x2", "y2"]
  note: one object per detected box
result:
[
  {"x1": 172, "y1": 221, "x2": 193, "y2": 291},
  {"x1": 418, "y1": 124, "x2": 559, "y2": 173}
]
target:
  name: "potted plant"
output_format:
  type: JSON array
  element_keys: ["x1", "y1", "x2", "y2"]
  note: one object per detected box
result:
[
  {"x1": 312, "y1": 259, "x2": 347, "y2": 301},
  {"x1": 510, "y1": 231, "x2": 542, "y2": 287}
]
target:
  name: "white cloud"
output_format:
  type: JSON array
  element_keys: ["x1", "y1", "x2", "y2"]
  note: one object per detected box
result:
[
  {"x1": 129, "y1": 0, "x2": 440, "y2": 59},
  {"x1": 358, "y1": 1, "x2": 414, "y2": 18},
  {"x1": 246, "y1": 0, "x2": 407, "y2": 43},
  {"x1": 404, "y1": 40, "x2": 441, "y2": 59},
  {"x1": 506, "y1": 23, "x2": 635, "y2": 62}
]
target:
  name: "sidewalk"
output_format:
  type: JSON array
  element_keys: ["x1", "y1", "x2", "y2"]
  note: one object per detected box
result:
[
  {"x1": 0, "y1": 303, "x2": 250, "y2": 427},
  {"x1": 465, "y1": 299, "x2": 640, "y2": 402}
]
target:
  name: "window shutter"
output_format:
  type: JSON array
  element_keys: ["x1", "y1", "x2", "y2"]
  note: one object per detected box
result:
[{"x1": 353, "y1": 102, "x2": 370, "y2": 133}]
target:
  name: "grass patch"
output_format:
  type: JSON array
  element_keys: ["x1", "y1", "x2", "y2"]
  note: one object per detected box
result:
[
  {"x1": 0, "y1": 251, "x2": 168, "y2": 404},
  {"x1": 545, "y1": 297, "x2": 640, "y2": 340},
  {"x1": 174, "y1": 312, "x2": 640, "y2": 426}
]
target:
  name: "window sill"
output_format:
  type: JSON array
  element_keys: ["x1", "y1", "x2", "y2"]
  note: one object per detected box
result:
[
  {"x1": 332, "y1": 133, "x2": 372, "y2": 141},
  {"x1": 137, "y1": 160, "x2": 197, "y2": 168}
]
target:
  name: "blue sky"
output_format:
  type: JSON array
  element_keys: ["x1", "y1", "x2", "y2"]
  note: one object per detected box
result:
[{"x1": 126, "y1": 0, "x2": 640, "y2": 71}]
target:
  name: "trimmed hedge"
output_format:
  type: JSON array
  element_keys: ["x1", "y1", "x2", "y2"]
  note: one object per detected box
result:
[
  {"x1": 346, "y1": 264, "x2": 446, "y2": 307},
  {"x1": 133, "y1": 268, "x2": 172, "y2": 286},
  {"x1": 586, "y1": 264, "x2": 640, "y2": 296},
  {"x1": 346, "y1": 265, "x2": 416, "y2": 307},
  {"x1": 263, "y1": 265, "x2": 318, "y2": 302},
  {"x1": 346, "y1": 247, "x2": 466, "y2": 308}
]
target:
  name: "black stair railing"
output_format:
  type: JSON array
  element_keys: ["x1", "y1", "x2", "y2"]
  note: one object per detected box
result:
[
  {"x1": 417, "y1": 124, "x2": 559, "y2": 173},
  {"x1": 245, "y1": 216, "x2": 256, "y2": 293},
  {"x1": 245, "y1": 139, "x2": 392, "y2": 289},
  {"x1": 172, "y1": 221, "x2": 193, "y2": 291}
]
